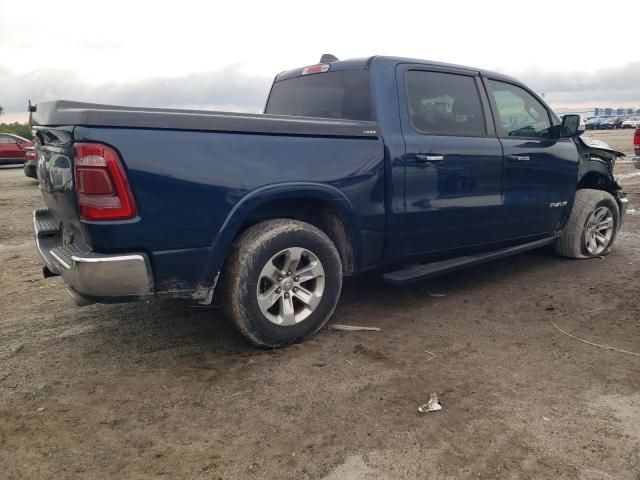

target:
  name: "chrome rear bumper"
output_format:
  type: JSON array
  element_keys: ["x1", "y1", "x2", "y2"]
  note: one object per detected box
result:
[{"x1": 34, "y1": 209, "x2": 153, "y2": 304}]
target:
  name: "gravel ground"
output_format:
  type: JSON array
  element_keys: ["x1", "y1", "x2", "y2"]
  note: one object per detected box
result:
[{"x1": 0, "y1": 130, "x2": 638, "y2": 479}]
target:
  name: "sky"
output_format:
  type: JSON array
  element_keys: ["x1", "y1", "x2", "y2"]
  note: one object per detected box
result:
[{"x1": 1, "y1": 0, "x2": 639, "y2": 122}]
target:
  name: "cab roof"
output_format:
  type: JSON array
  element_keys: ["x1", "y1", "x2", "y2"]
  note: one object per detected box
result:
[{"x1": 274, "y1": 55, "x2": 520, "y2": 84}]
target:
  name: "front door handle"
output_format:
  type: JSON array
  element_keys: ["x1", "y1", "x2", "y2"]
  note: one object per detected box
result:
[
  {"x1": 508, "y1": 155, "x2": 530, "y2": 162},
  {"x1": 415, "y1": 154, "x2": 444, "y2": 162}
]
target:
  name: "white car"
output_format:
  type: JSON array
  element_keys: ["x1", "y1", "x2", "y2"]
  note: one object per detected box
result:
[{"x1": 621, "y1": 117, "x2": 640, "y2": 129}]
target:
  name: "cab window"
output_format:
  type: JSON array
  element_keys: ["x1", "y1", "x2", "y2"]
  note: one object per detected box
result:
[
  {"x1": 406, "y1": 70, "x2": 486, "y2": 137},
  {"x1": 266, "y1": 70, "x2": 371, "y2": 121},
  {"x1": 487, "y1": 80, "x2": 551, "y2": 138}
]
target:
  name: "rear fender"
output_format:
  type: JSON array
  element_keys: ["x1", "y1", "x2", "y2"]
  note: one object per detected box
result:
[{"x1": 200, "y1": 182, "x2": 362, "y2": 300}]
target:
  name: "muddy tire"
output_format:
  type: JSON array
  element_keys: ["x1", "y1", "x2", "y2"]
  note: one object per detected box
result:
[
  {"x1": 221, "y1": 219, "x2": 342, "y2": 348},
  {"x1": 554, "y1": 189, "x2": 620, "y2": 259}
]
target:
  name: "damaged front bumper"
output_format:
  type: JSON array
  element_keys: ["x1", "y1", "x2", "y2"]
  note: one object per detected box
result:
[
  {"x1": 617, "y1": 191, "x2": 629, "y2": 224},
  {"x1": 34, "y1": 208, "x2": 154, "y2": 305}
]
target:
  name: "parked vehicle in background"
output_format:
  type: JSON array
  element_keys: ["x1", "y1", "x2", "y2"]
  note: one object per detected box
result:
[
  {"x1": 634, "y1": 126, "x2": 640, "y2": 157},
  {"x1": 614, "y1": 116, "x2": 629, "y2": 128},
  {"x1": 30, "y1": 55, "x2": 628, "y2": 347},
  {"x1": 621, "y1": 117, "x2": 640, "y2": 129},
  {"x1": 600, "y1": 116, "x2": 627, "y2": 129},
  {"x1": 585, "y1": 117, "x2": 607, "y2": 130},
  {"x1": 0, "y1": 133, "x2": 34, "y2": 165},
  {"x1": 23, "y1": 146, "x2": 37, "y2": 178}
]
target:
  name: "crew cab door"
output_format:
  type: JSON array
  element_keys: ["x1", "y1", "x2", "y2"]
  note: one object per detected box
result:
[
  {"x1": 483, "y1": 78, "x2": 580, "y2": 237},
  {"x1": 397, "y1": 66, "x2": 505, "y2": 256}
]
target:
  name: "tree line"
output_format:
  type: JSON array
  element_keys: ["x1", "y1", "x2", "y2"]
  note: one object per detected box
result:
[{"x1": 0, "y1": 105, "x2": 34, "y2": 139}]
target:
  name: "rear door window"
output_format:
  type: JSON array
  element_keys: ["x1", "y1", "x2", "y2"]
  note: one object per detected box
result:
[{"x1": 406, "y1": 70, "x2": 487, "y2": 137}]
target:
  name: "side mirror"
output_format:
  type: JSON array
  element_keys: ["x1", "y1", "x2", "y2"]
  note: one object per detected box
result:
[
  {"x1": 559, "y1": 114, "x2": 585, "y2": 137},
  {"x1": 16, "y1": 140, "x2": 23, "y2": 147}
]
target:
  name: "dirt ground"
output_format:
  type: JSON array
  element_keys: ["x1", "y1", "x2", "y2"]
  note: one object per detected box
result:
[{"x1": 1, "y1": 130, "x2": 639, "y2": 480}]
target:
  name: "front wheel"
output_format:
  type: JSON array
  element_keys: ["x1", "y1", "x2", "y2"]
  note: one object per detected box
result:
[
  {"x1": 555, "y1": 189, "x2": 620, "y2": 259},
  {"x1": 221, "y1": 219, "x2": 343, "y2": 347}
]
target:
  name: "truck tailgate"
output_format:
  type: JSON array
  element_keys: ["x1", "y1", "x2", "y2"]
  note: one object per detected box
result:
[{"x1": 34, "y1": 128, "x2": 86, "y2": 243}]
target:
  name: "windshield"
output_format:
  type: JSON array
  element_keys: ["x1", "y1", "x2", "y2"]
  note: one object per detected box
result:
[{"x1": 265, "y1": 70, "x2": 372, "y2": 121}]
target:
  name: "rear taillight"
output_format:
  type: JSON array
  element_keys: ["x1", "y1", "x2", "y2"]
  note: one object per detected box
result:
[{"x1": 73, "y1": 142, "x2": 137, "y2": 221}]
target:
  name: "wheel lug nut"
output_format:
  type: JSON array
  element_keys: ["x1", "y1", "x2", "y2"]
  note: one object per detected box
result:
[
  {"x1": 284, "y1": 292, "x2": 289, "y2": 298},
  {"x1": 293, "y1": 287, "x2": 298, "y2": 292},
  {"x1": 294, "y1": 276, "x2": 299, "y2": 282},
  {"x1": 286, "y1": 271, "x2": 291, "y2": 276},
  {"x1": 278, "y1": 276, "x2": 283, "y2": 281},
  {"x1": 276, "y1": 288, "x2": 281, "y2": 293}
]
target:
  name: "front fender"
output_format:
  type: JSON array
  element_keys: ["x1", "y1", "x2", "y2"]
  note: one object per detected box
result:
[{"x1": 200, "y1": 182, "x2": 363, "y2": 298}]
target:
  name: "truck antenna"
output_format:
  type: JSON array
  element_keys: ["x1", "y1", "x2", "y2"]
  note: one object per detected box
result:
[{"x1": 319, "y1": 54, "x2": 339, "y2": 63}]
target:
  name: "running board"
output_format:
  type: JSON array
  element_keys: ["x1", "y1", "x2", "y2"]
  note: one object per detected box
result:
[{"x1": 382, "y1": 238, "x2": 555, "y2": 286}]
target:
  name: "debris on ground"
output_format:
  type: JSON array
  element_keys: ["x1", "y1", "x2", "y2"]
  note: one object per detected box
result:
[
  {"x1": 231, "y1": 391, "x2": 251, "y2": 397},
  {"x1": 423, "y1": 350, "x2": 437, "y2": 362},
  {"x1": 418, "y1": 393, "x2": 442, "y2": 413},
  {"x1": 428, "y1": 293, "x2": 446, "y2": 298},
  {"x1": 313, "y1": 362, "x2": 328, "y2": 367},
  {"x1": 327, "y1": 324, "x2": 381, "y2": 332},
  {"x1": 550, "y1": 320, "x2": 640, "y2": 357}
]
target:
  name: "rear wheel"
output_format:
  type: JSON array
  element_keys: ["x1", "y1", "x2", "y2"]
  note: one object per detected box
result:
[
  {"x1": 555, "y1": 189, "x2": 620, "y2": 259},
  {"x1": 221, "y1": 219, "x2": 342, "y2": 347}
]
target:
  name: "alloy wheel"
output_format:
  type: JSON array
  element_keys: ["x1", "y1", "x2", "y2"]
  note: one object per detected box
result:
[
  {"x1": 584, "y1": 206, "x2": 614, "y2": 255},
  {"x1": 256, "y1": 247, "x2": 325, "y2": 326}
]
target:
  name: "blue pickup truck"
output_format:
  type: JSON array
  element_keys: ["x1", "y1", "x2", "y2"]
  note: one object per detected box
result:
[{"x1": 31, "y1": 55, "x2": 627, "y2": 347}]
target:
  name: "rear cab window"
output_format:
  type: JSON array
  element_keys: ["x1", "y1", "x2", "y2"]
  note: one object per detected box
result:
[{"x1": 265, "y1": 70, "x2": 371, "y2": 121}]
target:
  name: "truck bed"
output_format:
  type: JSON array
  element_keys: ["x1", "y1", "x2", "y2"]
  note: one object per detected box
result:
[
  {"x1": 31, "y1": 101, "x2": 386, "y2": 301},
  {"x1": 30, "y1": 101, "x2": 379, "y2": 138}
]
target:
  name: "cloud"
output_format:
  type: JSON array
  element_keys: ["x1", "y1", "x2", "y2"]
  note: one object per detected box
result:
[
  {"x1": 514, "y1": 62, "x2": 640, "y2": 107},
  {"x1": 2, "y1": 61, "x2": 640, "y2": 117},
  {"x1": 0, "y1": 65, "x2": 274, "y2": 114}
]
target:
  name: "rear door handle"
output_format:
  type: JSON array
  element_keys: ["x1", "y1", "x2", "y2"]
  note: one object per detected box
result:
[
  {"x1": 415, "y1": 154, "x2": 444, "y2": 162},
  {"x1": 508, "y1": 155, "x2": 530, "y2": 162}
]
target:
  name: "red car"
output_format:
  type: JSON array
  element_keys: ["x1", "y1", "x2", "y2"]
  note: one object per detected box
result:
[
  {"x1": 634, "y1": 125, "x2": 640, "y2": 157},
  {"x1": 24, "y1": 146, "x2": 38, "y2": 179},
  {"x1": 0, "y1": 133, "x2": 35, "y2": 165}
]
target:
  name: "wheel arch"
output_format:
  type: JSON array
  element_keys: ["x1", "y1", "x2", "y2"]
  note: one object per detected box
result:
[
  {"x1": 577, "y1": 170, "x2": 626, "y2": 213},
  {"x1": 201, "y1": 183, "x2": 363, "y2": 299},
  {"x1": 577, "y1": 170, "x2": 616, "y2": 193}
]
